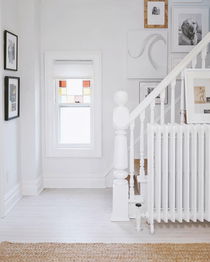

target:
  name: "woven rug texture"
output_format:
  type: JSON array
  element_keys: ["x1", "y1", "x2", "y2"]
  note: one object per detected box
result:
[{"x1": 0, "y1": 242, "x2": 210, "y2": 262}]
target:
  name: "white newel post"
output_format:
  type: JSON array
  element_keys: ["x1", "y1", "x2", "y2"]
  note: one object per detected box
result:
[{"x1": 111, "y1": 91, "x2": 129, "y2": 222}]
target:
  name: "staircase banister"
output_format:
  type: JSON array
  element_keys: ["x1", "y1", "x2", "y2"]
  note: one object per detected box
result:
[{"x1": 130, "y1": 32, "x2": 210, "y2": 122}]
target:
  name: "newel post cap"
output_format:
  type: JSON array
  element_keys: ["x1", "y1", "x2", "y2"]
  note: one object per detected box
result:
[
  {"x1": 113, "y1": 90, "x2": 129, "y2": 129},
  {"x1": 114, "y1": 90, "x2": 128, "y2": 106}
]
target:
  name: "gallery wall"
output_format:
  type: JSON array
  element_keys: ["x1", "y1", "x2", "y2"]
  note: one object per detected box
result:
[{"x1": 40, "y1": 0, "x2": 210, "y2": 188}]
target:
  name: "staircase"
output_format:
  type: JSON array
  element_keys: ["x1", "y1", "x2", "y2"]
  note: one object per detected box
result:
[{"x1": 111, "y1": 32, "x2": 210, "y2": 233}]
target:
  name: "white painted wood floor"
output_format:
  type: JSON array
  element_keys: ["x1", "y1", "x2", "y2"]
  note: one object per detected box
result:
[{"x1": 0, "y1": 189, "x2": 210, "y2": 243}]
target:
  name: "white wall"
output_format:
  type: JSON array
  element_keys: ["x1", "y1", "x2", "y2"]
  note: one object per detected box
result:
[
  {"x1": 0, "y1": 0, "x2": 22, "y2": 216},
  {"x1": 18, "y1": 0, "x2": 42, "y2": 195},
  {"x1": 40, "y1": 0, "x2": 144, "y2": 187},
  {"x1": 40, "y1": 0, "x2": 210, "y2": 188}
]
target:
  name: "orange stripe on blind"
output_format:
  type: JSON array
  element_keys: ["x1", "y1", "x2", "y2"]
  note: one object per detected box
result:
[
  {"x1": 83, "y1": 80, "x2": 90, "y2": 88},
  {"x1": 59, "y1": 80, "x2": 67, "y2": 88}
]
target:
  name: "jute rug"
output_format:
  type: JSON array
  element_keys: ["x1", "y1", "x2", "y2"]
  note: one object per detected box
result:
[{"x1": 0, "y1": 242, "x2": 210, "y2": 262}]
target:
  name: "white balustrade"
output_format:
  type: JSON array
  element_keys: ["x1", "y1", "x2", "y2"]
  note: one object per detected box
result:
[{"x1": 112, "y1": 33, "x2": 210, "y2": 227}]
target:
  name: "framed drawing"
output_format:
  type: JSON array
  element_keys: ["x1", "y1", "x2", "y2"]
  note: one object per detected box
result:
[
  {"x1": 5, "y1": 76, "x2": 20, "y2": 121},
  {"x1": 4, "y1": 30, "x2": 18, "y2": 71},
  {"x1": 144, "y1": 0, "x2": 168, "y2": 28},
  {"x1": 185, "y1": 69, "x2": 210, "y2": 123},
  {"x1": 127, "y1": 30, "x2": 168, "y2": 79},
  {"x1": 139, "y1": 82, "x2": 168, "y2": 104},
  {"x1": 172, "y1": 7, "x2": 209, "y2": 52}
]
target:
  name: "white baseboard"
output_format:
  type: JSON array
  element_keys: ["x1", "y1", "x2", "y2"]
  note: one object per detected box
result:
[
  {"x1": 22, "y1": 176, "x2": 43, "y2": 195},
  {"x1": 44, "y1": 174, "x2": 105, "y2": 188},
  {"x1": 4, "y1": 184, "x2": 22, "y2": 216}
]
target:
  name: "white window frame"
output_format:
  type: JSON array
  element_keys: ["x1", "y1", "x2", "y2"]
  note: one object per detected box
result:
[{"x1": 44, "y1": 51, "x2": 102, "y2": 158}]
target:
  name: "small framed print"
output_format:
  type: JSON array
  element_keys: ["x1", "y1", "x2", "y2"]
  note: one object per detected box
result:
[
  {"x1": 4, "y1": 30, "x2": 18, "y2": 71},
  {"x1": 172, "y1": 7, "x2": 209, "y2": 52},
  {"x1": 144, "y1": 0, "x2": 168, "y2": 28},
  {"x1": 185, "y1": 69, "x2": 210, "y2": 123},
  {"x1": 5, "y1": 77, "x2": 20, "y2": 121},
  {"x1": 139, "y1": 82, "x2": 168, "y2": 105}
]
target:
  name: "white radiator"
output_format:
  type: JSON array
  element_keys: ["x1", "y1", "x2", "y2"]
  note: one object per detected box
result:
[{"x1": 147, "y1": 124, "x2": 210, "y2": 226}]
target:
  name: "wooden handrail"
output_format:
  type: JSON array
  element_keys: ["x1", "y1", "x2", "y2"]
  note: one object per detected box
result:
[{"x1": 130, "y1": 32, "x2": 210, "y2": 122}]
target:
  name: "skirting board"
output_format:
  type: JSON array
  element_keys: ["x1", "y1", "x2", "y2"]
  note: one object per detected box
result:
[
  {"x1": 22, "y1": 176, "x2": 43, "y2": 196},
  {"x1": 4, "y1": 184, "x2": 22, "y2": 217},
  {"x1": 44, "y1": 176, "x2": 105, "y2": 189}
]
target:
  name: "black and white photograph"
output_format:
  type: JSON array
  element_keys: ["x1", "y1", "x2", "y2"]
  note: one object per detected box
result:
[
  {"x1": 152, "y1": 6, "x2": 160, "y2": 15},
  {"x1": 172, "y1": 7, "x2": 209, "y2": 52},
  {"x1": 5, "y1": 76, "x2": 20, "y2": 121},
  {"x1": 4, "y1": 30, "x2": 18, "y2": 71},
  {"x1": 178, "y1": 13, "x2": 202, "y2": 46},
  {"x1": 139, "y1": 82, "x2": 168, "y2": 105}
]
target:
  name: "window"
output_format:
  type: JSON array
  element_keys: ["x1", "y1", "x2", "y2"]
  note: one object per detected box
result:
[{"x1": 44, "y1": 52, "x2": 102, "y2": 158}]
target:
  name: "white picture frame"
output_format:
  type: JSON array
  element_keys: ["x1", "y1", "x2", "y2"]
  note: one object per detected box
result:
[
  {"x1": 172, "y1": 7, "x2": 209, "y2": 53},
  {"x1": 127, "y1": 30, "x2": 168, "y2": 79},
  {"x1": 185, "y1": 69, "x2": 210, "y2": 123},
  {"x1": 139, "y1": 82, "x2": 168, "y2": 104}
]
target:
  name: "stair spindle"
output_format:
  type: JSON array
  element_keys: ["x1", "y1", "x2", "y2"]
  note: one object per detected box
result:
[
  {"x1": 170, "y1": 80, "x2": 176, "y2": 124},
  {"x1": 180, "y1": 72, "x2": 185, "y2": 124},
  {"x1": 160, "y1": 90, "x2": 165, "y2": 125},
  {"x1": 139, "y1": 111, "x2": 146, "y2": 197},
  {"x1": 201, "y1": 47, "x2": 208, "y2": 68},
  {"x1": 192, "y1": 57, "x2": 197, "y2": 68},
  {"x1": 150, "y1": 100, "x2": 155, "y2": 124},
  {"x1": 129, "y1": 121, "x2": 135, "y2": 201}
]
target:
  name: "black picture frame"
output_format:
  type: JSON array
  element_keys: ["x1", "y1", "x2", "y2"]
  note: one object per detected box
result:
[
  {"x1": 4, "y1": 30, "x2": 18, "y2": 71},
  {"x1": 5, "y1": 76, "x2": 20, "y2": 121}
]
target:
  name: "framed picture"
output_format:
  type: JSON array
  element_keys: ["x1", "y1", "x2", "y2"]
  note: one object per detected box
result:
[
  {"x1": 144, "y1": 0, "x2": 168, "y2": 28},
  {"x1": 127, "y1": 30, "x2": 168, "y2": 79},
  {"x1": 4, "y1": 30, "x2": 18, "y2": 71},
  {"x1": 5, "y1": 77, "x2": 20, "y2": 121},
  {"x1": 172, "y1": 7, "x2": 209, "y2": 52},
  {"x1": 185, "y1": 69, "x2": 210, "y2": 123},
  {"x1": 139, "y1": 82, "x2": 168, "y2": 104}
]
